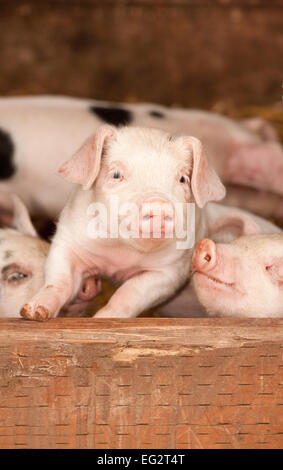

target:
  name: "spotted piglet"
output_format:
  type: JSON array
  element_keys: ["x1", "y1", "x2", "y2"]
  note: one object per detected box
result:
[
  {"x1": 0, "y1": 195, "x2": 49, "y2": 317},
  {"x1": 0, "y1": 96, "x2": 283, "y2": 220},
  {"x1": 0, "y1": 195, "x2": 99, "y2": 317}
]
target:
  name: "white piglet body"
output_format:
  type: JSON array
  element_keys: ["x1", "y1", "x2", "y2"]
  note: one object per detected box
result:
[
  {"x1": 1, "y1": 95, "x2": 283, "y2": 219},
  {"x1": 20, "y1": 125, "x2": 225, "y2": 320}
]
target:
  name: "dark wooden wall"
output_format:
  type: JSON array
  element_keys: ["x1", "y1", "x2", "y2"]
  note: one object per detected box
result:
[
  {"x1": 0, "y1": 0, "x2": 282, "y2": 108},
  {"x1": 1, "y1": 317, "x2": 283, "y2": 449}
]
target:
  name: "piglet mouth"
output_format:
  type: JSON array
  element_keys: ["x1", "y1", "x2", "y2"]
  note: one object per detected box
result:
[{"x1": 194, "y1": 271, "x2": 235, "y2": 290}]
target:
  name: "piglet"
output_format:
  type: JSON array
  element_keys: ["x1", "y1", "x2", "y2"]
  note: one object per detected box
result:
[
  {"x1": 0, "y1": 195, "x2": 49, "y2": 317},
  {"x1": 157, "y1": 207, "x2": 282, "y2": 318},
  {"x1": 1, "y1": 96, "x2": 283, "y2": 221},
  {"x1": 192, "y1": 234, "x2": 283, "y2": 318},
  {"x1": 223, "y1": 185, "x2": 283, "y2": 225},
  {"x1": 0, "y1": 195, "x2": 99, "y2": 317},
  {"x1": 20, "y1": 125, "x2": 226, "y2": 321}
]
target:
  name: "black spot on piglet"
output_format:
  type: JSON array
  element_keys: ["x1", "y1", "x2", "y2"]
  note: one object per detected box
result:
[
  {"x1": 89, "y1": 106, "x2": 132, "y2": 126},
  {"x1": 3, "y1": 250, "x2": 12, "y2": 260},
  {"x1": 149, "y1": 110, "x2": 165, "y2": 118},
  {"x1": 0, "y1": 129, "x2": 15, "y2": 179}
]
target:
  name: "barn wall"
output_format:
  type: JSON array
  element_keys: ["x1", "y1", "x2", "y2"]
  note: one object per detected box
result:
[{"x1": 0, "y1": 0, "x2": 282, "y2": 108}]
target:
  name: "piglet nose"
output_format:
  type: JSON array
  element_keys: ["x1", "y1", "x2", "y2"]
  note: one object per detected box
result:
[
  {"x1": 140, "y1": 199, "x2": 175, "y2": 235},
  {"x1": 77, "y1": 277, "x2": 100, "y2": 301},
  {"x1": 192, "y1": 238, "x2": 217, "y2": 272}
]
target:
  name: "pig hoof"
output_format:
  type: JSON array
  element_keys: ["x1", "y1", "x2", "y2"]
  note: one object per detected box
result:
[
  {"x1": 20, "y1": 304, "x2": 51, "y2": 321},
  {"x1": 34, "y1": 305, "x2": 51, "y2": 322},
  {"x1": 20, "y1": 304, "x2": 34, "y2": 320}
]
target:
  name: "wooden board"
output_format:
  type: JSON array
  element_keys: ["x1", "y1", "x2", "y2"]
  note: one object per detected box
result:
[{"x1": 0, "y1": 317, "x2": 282, "y2": 449}]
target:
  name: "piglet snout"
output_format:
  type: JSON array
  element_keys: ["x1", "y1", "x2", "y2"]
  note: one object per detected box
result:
[
  {"x1": 140, "y1": 199, "x2": 175, "y2": 236},
  {"x1": 192, "y1": 238, "x2": 217, "y2": 273},
  {"x1": 77, "y1": 277, "x2": 101, "y2": 301}
]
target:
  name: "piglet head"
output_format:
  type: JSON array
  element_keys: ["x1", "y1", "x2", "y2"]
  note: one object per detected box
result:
[
  {"x1": 59, "y1": 126, "x2": 225, "y2": 245},
  {"x1": 192, "y1": 233, "x2": 283, "y2": 318},
  {"x1": 0, "y1": 195, "x2": 49, "y2": 317}
]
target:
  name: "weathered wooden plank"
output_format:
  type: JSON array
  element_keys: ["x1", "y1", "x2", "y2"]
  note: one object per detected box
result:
[
  {"x1": 0, "y1": 318, "x2": 282, "y2": 448},
  {"x1": 1, "y1": 1, "x2": 282, "y2": 6}
]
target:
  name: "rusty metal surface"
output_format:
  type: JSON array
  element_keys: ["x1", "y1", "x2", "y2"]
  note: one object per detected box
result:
[{"x1": 0, "y1": 318, "x2": 282, "y2": 449}]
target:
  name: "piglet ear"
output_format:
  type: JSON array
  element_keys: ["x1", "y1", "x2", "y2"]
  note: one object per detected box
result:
[
  {"x1": 210, "y1": 212, "x2": 260, "y2": 239},
  {"x1": 58, "y1": 125, "x2": 116, "y2": 190},
  {"x1": 240, "y1": 117, "x2": 279, "y2": 142},
  {"x1": 11, "y1": 194, "x2": 38, "y2": 237},
  {"x1": 184, "y1": 136, "x2": 226, "y2": 208}
]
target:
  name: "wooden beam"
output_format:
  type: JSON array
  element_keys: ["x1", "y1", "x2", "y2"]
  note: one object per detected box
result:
[{"x1": 0, "y1": 318, "x2": 282, "y2": 448}]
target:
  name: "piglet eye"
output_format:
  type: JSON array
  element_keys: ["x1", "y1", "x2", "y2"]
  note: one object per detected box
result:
[
  {"x1": 265, "y1": 266, "x2": 272, "y2": 271},
  {"x1": 7, "y1": 272, "x2": 28, "y2": 283},
  {"x1": 113, "y1": 170, "x2": 124, "y2": 181},
  {"x1": 179, "y1": 175, "x2": 189, "y2": 184},
  {"x1": 2, "y1": 264, "x2": 30, "y2": 285}
]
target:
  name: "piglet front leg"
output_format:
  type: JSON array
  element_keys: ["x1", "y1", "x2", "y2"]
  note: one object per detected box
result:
[
  {"x1": 94, "y1": 268, "x2": 185, "y2": 318},
  {"x1": 20, "y1": 243, "x2": 87, "y2": 321}
]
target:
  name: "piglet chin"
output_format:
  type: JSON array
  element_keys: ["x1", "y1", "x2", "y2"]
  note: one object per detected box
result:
[
  {"x1": 193, "y1": 271, "x2": 236, "y2": 292},
  {"x1": 192, "y1": 272, "x2": 244, "y2": 317}
]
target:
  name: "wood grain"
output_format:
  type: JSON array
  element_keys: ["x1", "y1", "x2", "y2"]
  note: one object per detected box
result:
[
  {"x1": 0, "y1": 1, "x2": 282, "y2": 108},
  {"x1": 0, "y1": 318, "x2": 282, "y2": 448}
]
